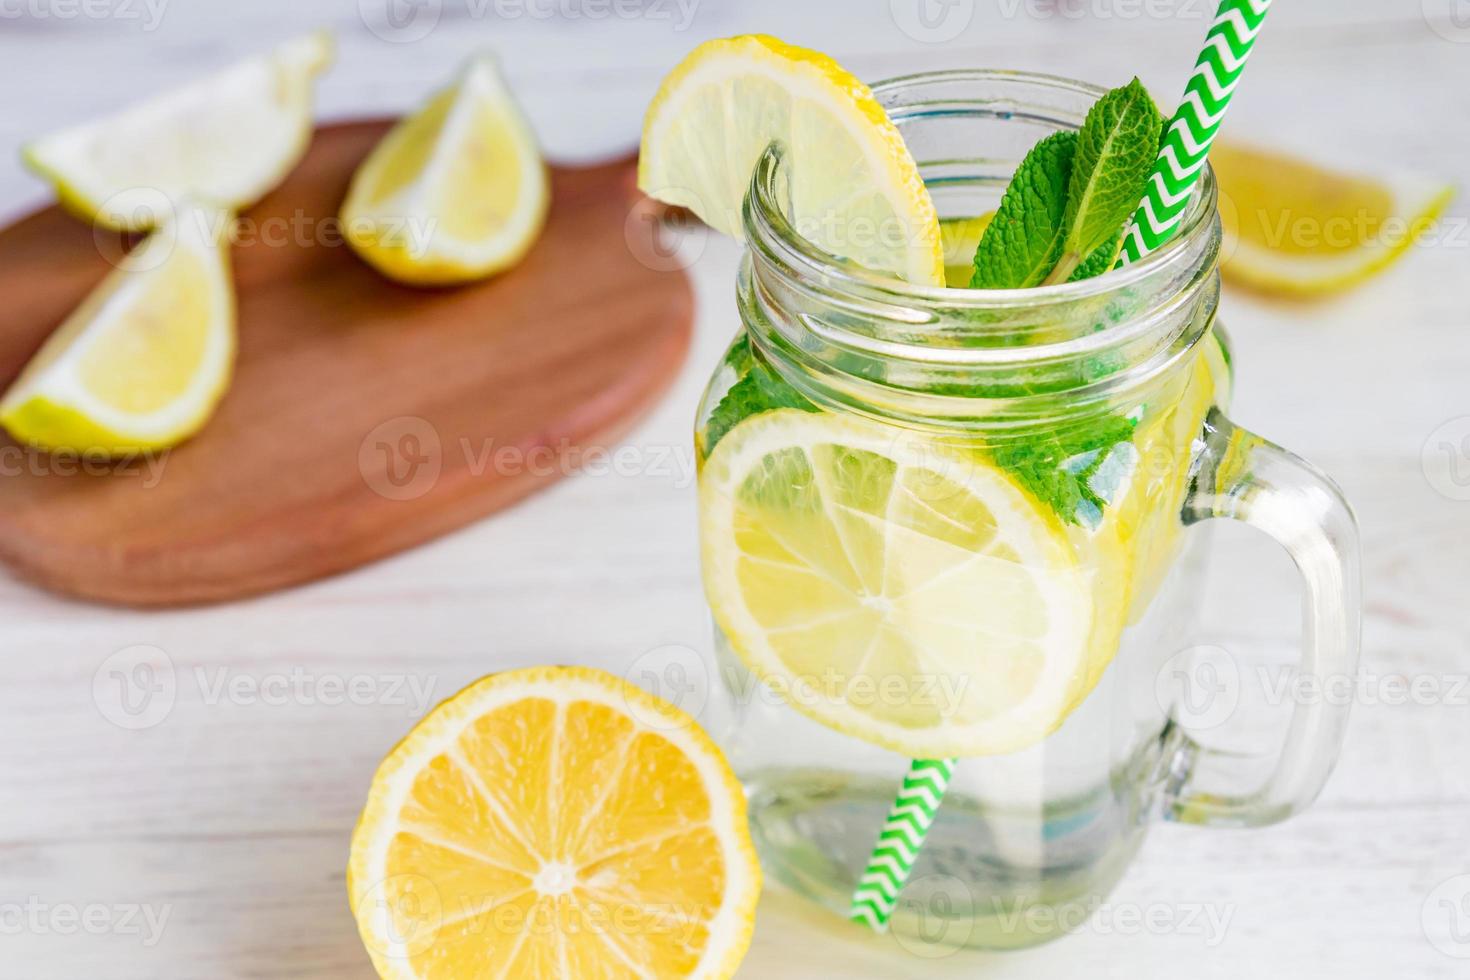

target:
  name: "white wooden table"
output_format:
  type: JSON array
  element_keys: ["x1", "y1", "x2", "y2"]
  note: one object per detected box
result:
[{"x1": 2, "y1": 2, "x2": 1468, "y2": 976}]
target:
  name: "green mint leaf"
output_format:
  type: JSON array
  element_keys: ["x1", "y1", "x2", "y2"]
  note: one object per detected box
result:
[
  {"x1": 1069, "y1": 226, "x2": 1124, "y2": 282},
  {"x1": 701, "y1": 338, "x2": 816, "y2": 453},
  {"x1": 968, "y1": 131, "x2": 1076, "y2": 289},
  {"x1": 1045, "y1": 78, "x2": 1163, "y2": 285},
  {"x1": 990, "y1": 413, "x2": 1140, "y2": 527}
]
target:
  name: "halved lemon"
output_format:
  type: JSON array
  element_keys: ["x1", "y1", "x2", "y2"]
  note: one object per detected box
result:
[
  {"x1": 700, "y1": 410, "x2": 1093, "y2": 758},
  {"x1": 348, "y1": 666, "x2": 760, "y2": 980},
  {"x1": 0, "y1": 203, "x2": 235, "y2": 455},
  {"x1": 23, "y1": 32, "x2": 334, "y2": 231},
  {"x1": 639, "y1": 34, "x2": 944, "y2": 286},
  {"x1": 1213, "y1": 142, "x2": 1454, "y2": 297},
  {"x1": 342, "y1": 56, "x2": 550, "y2": 286}
]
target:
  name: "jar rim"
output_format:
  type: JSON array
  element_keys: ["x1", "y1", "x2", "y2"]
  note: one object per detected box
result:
[
  {"x1": 735, "y1": 68, "x2": 1222, "y2": 428},
  {"x1": 742, "y1": 67, "x2": 1218, "y2": 318}
]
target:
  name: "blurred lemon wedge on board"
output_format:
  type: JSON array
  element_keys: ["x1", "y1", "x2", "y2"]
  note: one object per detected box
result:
[
  {"x1": 342, "y1": 56, "x2": 550, "y2": 286},
  {"x1": 348, "y1": 666, "x2": 759, "y2": 980},
  {"x1": 23, "y1": 31, "x2": 334, "y2": 231},
  {"x1": 638, "y1": 34, "x2": 945, "y2": 286},
  {"x1": 1213, "y1": 142, "x2": 1453, "y2": 297},
  {"x1": 0, "y1": 204, "x2": 235, "y2": 455}
]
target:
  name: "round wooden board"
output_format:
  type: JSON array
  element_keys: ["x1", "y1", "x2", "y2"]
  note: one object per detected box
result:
[{"x1": 0, "y1": 121, "x2": 694, "y2": 606}]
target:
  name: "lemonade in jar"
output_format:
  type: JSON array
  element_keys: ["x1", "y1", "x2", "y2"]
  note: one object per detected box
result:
[{"x1": 640, "y1": 40, "x2": 1360, "y2": 951}]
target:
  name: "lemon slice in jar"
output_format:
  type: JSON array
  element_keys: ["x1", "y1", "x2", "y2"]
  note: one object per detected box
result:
[
  {"x1": 638, "y1": 34, "x2": 945, "y2": 286},
  {"x1": 699, "y1": 409, "x2": 1094, "y2": 758}
]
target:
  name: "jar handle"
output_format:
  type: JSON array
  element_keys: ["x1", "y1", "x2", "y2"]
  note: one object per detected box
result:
[{"x1": 1161, "y1": 409, "x2": 1362, "y2": 827}]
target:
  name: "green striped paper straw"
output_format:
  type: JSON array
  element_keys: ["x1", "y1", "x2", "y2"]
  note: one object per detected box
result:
[
  {"x1": 1117, "y1": 0, "x2": 1273, "y2": 267},
  {"x1": 850, "y1": 0, "x2": 1273, "y2": 934},
  {"x1": 849, "y1": 758, "x2": 954, "y2": 930}
]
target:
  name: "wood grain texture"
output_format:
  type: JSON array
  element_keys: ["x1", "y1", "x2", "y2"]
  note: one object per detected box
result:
[{"x1": 0, "y1": 121, "x2": 693, "y2": 606}]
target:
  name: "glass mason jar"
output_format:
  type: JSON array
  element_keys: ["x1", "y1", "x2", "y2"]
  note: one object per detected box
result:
[{"x1": 693, "y1": 71, "x2": 1362, "y2": 952}]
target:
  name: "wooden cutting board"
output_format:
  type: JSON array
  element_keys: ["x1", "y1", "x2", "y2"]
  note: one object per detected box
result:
[{"x1": 0, "y1": 121, "x2": 694, "y2": 607}]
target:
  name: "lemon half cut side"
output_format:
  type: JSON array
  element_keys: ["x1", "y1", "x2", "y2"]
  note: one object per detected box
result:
[{"x1": 348, "y1": 666, "x2": 761, "y2": 980}]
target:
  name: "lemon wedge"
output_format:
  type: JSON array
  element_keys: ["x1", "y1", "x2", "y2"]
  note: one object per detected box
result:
[
  {"x1": 1213, "y1": 142, "x2": 1454, "y2": 297},
  {"x1": 700, "y1": 409, "x2": 1093, "y2": 758},
  {"x1": 23, "y1": 32, "x2": 334, "y2": 231},
  {"x1": 639, "y1": 34, "x2": 944, "y2": 286},
  {"x1": 0, "y1": 204, "x2": 235, "y2": 455},
  {"x1": 342, "y1": 56, "x2": 550, "y2": 286},
  {"x1": 348, "y1": 666, "x2": 760, "y2": 980}
]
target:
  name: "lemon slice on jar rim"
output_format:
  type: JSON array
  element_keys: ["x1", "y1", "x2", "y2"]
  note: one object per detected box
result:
[{"x1": 639, "y1": 34, "x2": 945, "y2": 287}]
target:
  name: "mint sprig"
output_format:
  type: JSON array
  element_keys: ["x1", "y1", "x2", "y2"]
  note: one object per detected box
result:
[
  {"x1": 701, "y1": 338, "x2": 816, "y2": 453},
  {"x1": 1044, "y1": 78, "x2": 1163, "y2": 284},
  {"x1": 968, "y1": 132, "x2": 1073, "y2": 289},
  {"x1": 968, "y1": 132, "x2": 1126, "y2": 290},
  {"x1": 960, "y1": 79, "x2": 1164, "y2": 524},
  {"x1": 991, "y1": 415, "x2": 1139, "y2": 527}
]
